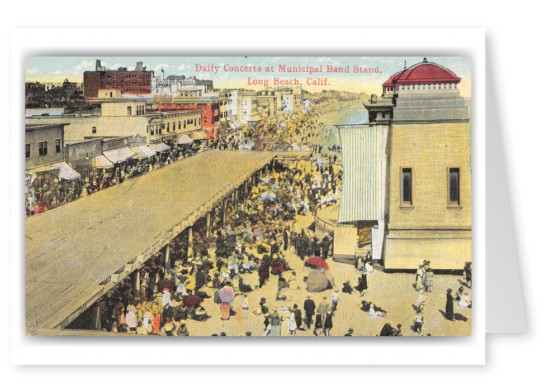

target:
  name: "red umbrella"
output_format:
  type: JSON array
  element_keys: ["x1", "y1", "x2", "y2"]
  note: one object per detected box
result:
[
  {"x1": 218, "y1": 286, "x2": 236, "y2": 304},
  {"x1": 305, "y1": 257, "x2": 329, "y2": 270},
  {"x1": 183, "y1": 295, "x2": 203, "y2": 308}
]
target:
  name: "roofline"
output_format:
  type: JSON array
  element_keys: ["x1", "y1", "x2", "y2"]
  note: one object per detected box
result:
[
  {"x1": 25, "y1": 123, "x2": 70, "y2": 131},
  {"x1": 382, "y1": 60, "x2": 461, "y2": 87}
]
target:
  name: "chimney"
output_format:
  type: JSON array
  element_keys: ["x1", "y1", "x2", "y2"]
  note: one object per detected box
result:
[{"x1": 96, "y1": 59, "x2": 102, "y2": 71}]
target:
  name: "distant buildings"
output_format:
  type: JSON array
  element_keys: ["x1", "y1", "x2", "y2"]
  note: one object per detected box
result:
[
  {"x1": 26, "y1": 100, "x2": 204, "y2": 146},
  {"x1": 303, "y1": 99, "x2": 311, "y2": 113},
  {"x1": 235, "y1": 87, "x2": 305, "y2": 123},
  {"x1": 25, "y1": 123, "x2": 83, "y2": 189},
  {"x1": 239, "y1": 91, "x2": 259, "y2": 123},
  {"x1": 25, "y1": 79, "x2": 84, "y2": 108},
  {"x1": 151, "y1": 74, "x2": 214, "y2": 96},
  {"x1": 25, "y1": 123, "x2": 67, "y2": 171},
  {"x1": 28, "y1": 60, "x2": 310, "y2": 150},
  {"x1": 83, "y1": 60, "x2": 153, "y2": 102}
]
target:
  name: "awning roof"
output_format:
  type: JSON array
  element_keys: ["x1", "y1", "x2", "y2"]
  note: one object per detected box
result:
[
  {"x1": 177, "y1": 135, "x2": 194, "y2": 145},
  {"x1": 103, "y1": 147, "x2": 135, "y2": 164},
  {"x1": 191, "y1": 131, "x2": 209, "y2": 141},
  {"x1": 337, "y1": 125, "x2": 388, "y2": 223},
  {"x1": 32, "y1": 162, "x2": 81, "y2": 181},
  {"x1": 150, "y1": 143, "x2": 171, "y2": 153},
  {"x1": 94, "y1": 155, "x2": 114, "y2": 169},
  {"x1": 55, "y1": 163, "x2": 81, "y2": 181},
  {"x1": 25, "y1": 172, "x2": 37, "y2": 190},
  {"x1": 25, "y1": 151, "x2": 276, "y2": 331},
  {"x1": 130, "y1": 146, "x2": 156, "y2": 160}
]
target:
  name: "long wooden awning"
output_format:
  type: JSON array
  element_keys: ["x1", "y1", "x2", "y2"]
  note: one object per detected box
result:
[{"x1": 25, "y1": 150, "x2": 274, "y2": 333}]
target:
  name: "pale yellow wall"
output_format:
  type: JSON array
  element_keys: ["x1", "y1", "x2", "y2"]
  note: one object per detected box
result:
[
  {"x1": 388, "y1": 121, "x2": 471, "y2": 230},
  {"x1": 26, "y1": 116, "x2": 151, "y2": 144},
  {"x1": 101, "y1": 102, "x2": 146, "y2": 117},
  {"x1": 26, "y1": 110, "x2": 203, "y2": 145},
  {"x1": 98, "y1": 89, "x2": 122, "y2": 99},
  {"x1": 160, "y1": 111, "x2": 202, "y2": 134},
  {"x1": 384, "y1": 236, "x2": 471, "y2": 270}
]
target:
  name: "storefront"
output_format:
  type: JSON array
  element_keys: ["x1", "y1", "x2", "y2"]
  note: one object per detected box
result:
[
  {"x1": 191, "y1": 131, "x2": 210, "y2": 151},
  {"x1": 129, "y1": 145, "x2": 156, "y2": 175}
]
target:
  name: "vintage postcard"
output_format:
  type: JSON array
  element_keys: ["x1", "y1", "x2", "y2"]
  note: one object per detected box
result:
[{"x1": 24, "y1": 56, "x2": 472, "y2": 337}]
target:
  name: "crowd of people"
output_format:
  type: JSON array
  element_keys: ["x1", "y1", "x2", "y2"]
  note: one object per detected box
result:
[
  {"x1": 81, "y1": 158, "x2": 345, "y2": 336},
  {"x1": 25, "y1": 142, "x2": 206, "y2": 216},
  {"x1": 60, "y1": 101, "x2": 474, "y2": 337},
  {"x1": 70, "y1": 148, "x2": 473, "y2": 337}
]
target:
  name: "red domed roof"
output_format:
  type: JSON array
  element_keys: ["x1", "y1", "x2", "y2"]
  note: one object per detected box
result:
[{"x1": 383, "y1": 58, "x2": 461, "y2": 88}]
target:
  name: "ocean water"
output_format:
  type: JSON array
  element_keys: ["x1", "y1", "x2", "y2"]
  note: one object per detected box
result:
[{"x1": 317, "y1": 100, "x2": 366, "y2": 155}]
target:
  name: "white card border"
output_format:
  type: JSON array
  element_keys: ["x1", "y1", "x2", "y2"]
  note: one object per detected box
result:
[{"x1": 10, "y1": 27, "x2": 485, "y2": 365}]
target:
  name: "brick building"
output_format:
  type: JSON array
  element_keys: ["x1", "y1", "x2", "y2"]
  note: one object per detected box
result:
[
  {"x1": 156, "y1": 93, "x2": 220, "y2": 142},
  {"x1": 83, "y1": 60, "x2": 153, "y2": 102}
]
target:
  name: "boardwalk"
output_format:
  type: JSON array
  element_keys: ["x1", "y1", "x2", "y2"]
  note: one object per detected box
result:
[{"x1": 25, "y1": 150, "x2": 274, "y2": 333}]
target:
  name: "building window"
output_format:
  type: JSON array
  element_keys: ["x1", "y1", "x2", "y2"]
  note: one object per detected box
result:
[
  {"x1": 400, "y1": 168, "x2": 412, "y2": 206},
  {"x1": 55, "y1": 138, "x2": 61, "y2": 153},
  {"x1": 448, "y1": 168, "x2": 460, "y2": 205},
  {"x1": 127, "y1": 106, "x2": 132, "y2": 116},
  {"x1": 92, "y1": 126, "x2": 97, "y2": 134},
  {"x1": 25, "y1": 144, "x2": 30, "y2": 159},
  {"x1": 38, "y1": 141, "x2": 48, "y2": 156}
]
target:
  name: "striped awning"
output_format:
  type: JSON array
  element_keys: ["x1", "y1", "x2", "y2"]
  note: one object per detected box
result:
[
  {"x1": 191, "y1": 131, "x2": 209, "y2": 141},
  {"x1": 103, "y1": 147, "x2": 135, "y2": 164},
  {"x1": 337, "y1": 125, "x2": 388, "y2": 223},
  {"x1": 177, "y1": 135, "x2": 194, "y2": 145},
  {"x1": 94, "y1": 155, "x2": 114, "y2": 169},
  {"x1": 149, "y1": 143, "x2": 171, "y2": 153},
  {"x1": 32, "y1": 162, "x2": 81, "y2": 181},
  {"x1": 130, "y1": 146, "x2": 156, "y2": 160}
]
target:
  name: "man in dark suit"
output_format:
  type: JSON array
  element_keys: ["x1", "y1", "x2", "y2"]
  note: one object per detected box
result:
[
  {"x1": 303, "y1": 296, "x2": 316, "y2": 329},
  {"x1": 293, "y1": 304, "x2": 303, "y2": 331},
  {"x1": 321, "y1": 236, "x2": 331, "y2": 260}
]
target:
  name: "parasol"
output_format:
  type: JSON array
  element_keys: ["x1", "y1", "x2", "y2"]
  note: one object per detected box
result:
[
  {"x1": 258, "y1": 192, "x2": 277, "y2": 202},
  {"x1": 305, "y1": 256, "x2": 329, "y2": 270},
  {"x1": 306, "y1": 269, "x2": 331, "y2": 292},
  {"x1": 218, "y1": 286, "x2": 236, "y2": 304},
  {"x1": 158, "y1": 279, "x2": 176, "y2": 292},
  {"x1": 182, "y1": 295, "x2": 203, "y2": 308}
]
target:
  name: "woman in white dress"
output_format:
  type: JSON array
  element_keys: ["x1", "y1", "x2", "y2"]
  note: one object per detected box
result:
[
  {"x1": 458, "y1": 291, "x2": 471, "y2": 308},
  {"x1": 287, "y1": 310, "x2": 297, "y2": 336},
  {"x1": 368, "y1": 302, "x2": 385, "y2": 318}
]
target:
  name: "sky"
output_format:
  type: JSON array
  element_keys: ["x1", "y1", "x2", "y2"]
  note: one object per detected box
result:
[{"x1": 26, "y1": 56, "x2": 471, "y2": 97}]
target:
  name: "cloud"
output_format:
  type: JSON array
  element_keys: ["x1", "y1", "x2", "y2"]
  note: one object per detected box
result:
[
  {"x1": 316, "y1": 57, "x2": 332, "y2": 62},
  {"x1": 53, "y1": 70, "x2": 62, "y2": 75},
  {"x1": 197, "y1": 73, "x2": 210, "y2": 78},
  {"x1": 104, "y1": 62, "x2": 122, "y2": 70},
  {"x1": 26, "y1": 68, "x2": 39, "y2": 76},
  {"x1": 75, "y1": 60, "x2": 95, "y2": 72},
  {"x1": 177, "y1": 64, "x2": 191, "y2": 70},
  {"x1": 154, "y1": 63, "x2": 172, "y2": 71}
]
